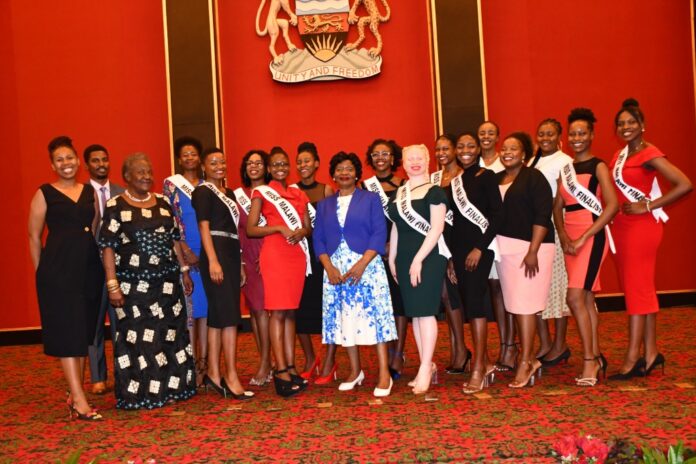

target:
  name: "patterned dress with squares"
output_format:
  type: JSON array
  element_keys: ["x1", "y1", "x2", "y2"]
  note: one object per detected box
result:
[{"x1": 99, "y1": 194, "x2": 196, "y2": 409}]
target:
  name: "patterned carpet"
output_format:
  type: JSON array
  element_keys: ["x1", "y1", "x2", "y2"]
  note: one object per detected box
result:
[{"x1": 1, "y1": 308, "x2": 694, "y2": 463}]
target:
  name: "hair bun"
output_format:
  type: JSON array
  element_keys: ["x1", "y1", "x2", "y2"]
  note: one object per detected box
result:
[{"x1": 622, "y1": 98, "x2": 640, "y2": 108}]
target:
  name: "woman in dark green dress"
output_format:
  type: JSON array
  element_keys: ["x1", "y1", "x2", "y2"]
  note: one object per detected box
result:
[{"x1": 387, "y1": 144, "x2": 449, "y2": 395}]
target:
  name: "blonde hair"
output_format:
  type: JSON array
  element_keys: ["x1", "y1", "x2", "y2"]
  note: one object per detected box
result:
[{"x1": 402, "y1": 144, "x2": 430, "y2": 175}]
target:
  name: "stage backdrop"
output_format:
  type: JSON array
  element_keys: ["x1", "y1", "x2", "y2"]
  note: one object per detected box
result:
[
  {"x1": 0, "y1": 1, "x2": 172, "y2": 331},
  {"x1": 480, "y1": 0, "x2": 696, "y2": 294}
]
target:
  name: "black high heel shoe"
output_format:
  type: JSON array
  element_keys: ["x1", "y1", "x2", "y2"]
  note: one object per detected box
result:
[
  {"x1": 596, "y1": 354, "x2": 608, "y2": 379},
  {"x1": 446, "y1": 349, "x2": 472, "y2": 374},
  {"x1": 203, "y1": 374, "x2": 228, "y2": 398},
  {"x1": 220, "y1": 378, "x2": 255, "y2": 400},
  {"x1": 608, "y1": 358, "x2": 646, "y2": 380},
  {"x1": 67, "y1": 397, "x2": 102, "y2": 421},
  {"x1": 645, "y1": 353, "x2": 665, "y2": 376},
  {"x1": 286, "y1": 365, "x2": 309, "y2": 386},
  {"x1": 541, "y1": 348, "x2": 571, "y2": 367},
  {"x1": 274, "y1": 369, "x2": 306, "y2": 398}
]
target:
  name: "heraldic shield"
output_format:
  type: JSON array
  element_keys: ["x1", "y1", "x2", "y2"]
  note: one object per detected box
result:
[{"x1": 296, "y1": 0, "x2": 349, "y2": 62}]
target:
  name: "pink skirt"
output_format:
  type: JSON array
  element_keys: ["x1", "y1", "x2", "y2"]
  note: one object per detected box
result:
[{"x1": 495, "y1": 236, "x2": 555, "y2": 315}]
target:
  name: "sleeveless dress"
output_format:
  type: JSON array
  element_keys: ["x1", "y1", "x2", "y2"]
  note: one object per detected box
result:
[
  {"x1": 529, "y1": 151, "x2": 572, "y2": 319},
  {"x1": 559, "y1": 158, "x2": 609, "y2": 291},
  {"x1": 321, "y1": 194, "x2": 397, "y2": 346},
  {"x1": 163, "y1": 178, "x2": 208, "y2": 320},
  {"x1": 36, "y1": 184, "x2": 103, "y2": 357},
  {"x1": 237, "y1": 187, "x2": 264, "y2": 312},
  {"x1": 387, "y1": 185, "x2": 449, "y2": 317},
  {"x1": 295, "y1": 182, "x2": 326, "y2": 334},
  {"x1": 252, "y1": 180, "x2": 310, "y2": 310},
  {"x1": 99, "y1": 194, "x2": 196, "y2": 409},
  {"x1": 192, "y1": 186, "x2": 242, "y2": 328},
  {"x1": 610, "y1": 146, "x2": 665, "y2": 315}
]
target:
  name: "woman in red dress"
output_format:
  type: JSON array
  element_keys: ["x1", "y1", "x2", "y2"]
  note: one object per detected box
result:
[
  {"x1": 247, "y1": 147, "x2": 312, "y2": 396},
  {"x1": 609, "y1": 98, "x2": 692, "y2": 380},
  {"x1": 553, "y1": 108, "x2": 618, "y2": 386}
]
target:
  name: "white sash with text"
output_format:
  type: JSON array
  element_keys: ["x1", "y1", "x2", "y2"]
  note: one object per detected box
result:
[
  {"x1": 395, "y1": 182, "x2": 451, "y2": 259},
  {"x1": 233, "y1": 187, "x2": 267, "y2": 226},
  {"x1": 202, "y1": 183, "x2": 240, "y2": 230},
  {"x1": 613, "y1": 146, "x2": 668, "y2": 223},
  {"x1": 166, "y1": 174, "x2": 195, "y2": 199},
  {"x1": 560, "y1": 163, "x2": 616, "y2": 253},
  {"x1": 451, "y1": 173, "x2": 500, "y2": 260},
  {"x1": 430, "y1": 170, "x2": 454, "y2": 226},
  {"x1": 254, "y1": 185, "x2": 312, "y2": 275},
  {"x1": 290, "y1": 184, "x2": 316, "y2": 227},
  {"x1": 363, "y1": 176, "x2": 391, "y2": 220}
]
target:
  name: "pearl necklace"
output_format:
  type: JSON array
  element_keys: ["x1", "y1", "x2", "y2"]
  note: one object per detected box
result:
[{"x1": 124, "y1": 190, "x2": 152, "y2": 203}]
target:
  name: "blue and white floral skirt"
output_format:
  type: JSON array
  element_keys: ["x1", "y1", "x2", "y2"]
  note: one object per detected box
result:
[{"x1": 322, "y1": 238, "x2": 397, "y2": 346}]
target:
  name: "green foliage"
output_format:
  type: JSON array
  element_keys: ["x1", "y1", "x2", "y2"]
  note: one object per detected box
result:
[
  {"x1": 56, "y1": 449, "x2": 99, "y2": 464},
  {"x1": 641, "y1": 442, "x2": 696, "y2": 464}
]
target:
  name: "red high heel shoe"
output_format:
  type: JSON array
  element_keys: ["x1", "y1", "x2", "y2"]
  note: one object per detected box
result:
[
  {"x1": 300, "y1": 357, "x2": 321, "y2": 380},
  {"x1": 314, "y1": 364, "x2": 338, "y2": 385}
]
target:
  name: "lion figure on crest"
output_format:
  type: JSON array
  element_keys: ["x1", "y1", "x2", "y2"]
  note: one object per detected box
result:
[
  {"x1": 256, "y1": 0, "x2": 298, "y2": 65},
  {"x1": 345, "y1": 0, "x2": 390, "y2": 57}
]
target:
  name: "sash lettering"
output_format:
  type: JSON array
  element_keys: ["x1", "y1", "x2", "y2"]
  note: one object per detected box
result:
[
  {"x1": 430, "y1": 170, "x2": 453, "y2": 226},
  {"x1": 166, "y1": 174, "x2": 195, "y2": 199},
  {"x1": 233, "y1": 187, "x2": 267, "y2": 226},
  {"x1": 202, "y1": 183, "x2": 240, "y2": 230},
  {"x1": 290, "y1": 184, "x2": 316, "y2": 227},
  {"x1": 561, "y1": 163, "x2": 616, "y2": 253},
  {"x1": 451, "y1": 174, "x2": 500, "y2": 260},
  {"x1": 395, "y1": 182, "x2": 451, "y2": 259},
  {"x1": 255, "y1": 185, "x2": 312, "y2": 276},
  {"x1": 613, "y1": 146, "x2": 668, "y2": 223},
  {"x1": 363, "y1": 176, "x2": 391, "y2": 220}
]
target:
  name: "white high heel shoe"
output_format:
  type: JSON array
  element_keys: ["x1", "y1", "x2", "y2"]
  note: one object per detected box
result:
[
  {"x1": 373, "y1": 378, "x2": 393, "y2": 397},
  {"x1": 338, "y1": 370, "x2": 365, "y2": 391}
]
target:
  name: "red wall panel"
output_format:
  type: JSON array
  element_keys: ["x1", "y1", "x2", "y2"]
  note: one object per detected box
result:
[
  {"x1": 481, "y1": 0, "x2": 696, "y2": 294},
  {"x1": 216, "y1": 0, "x2": 437, "y2": 185},
  {"x1": 0, "y1": 1, "x2": 171, "y2": 330}
]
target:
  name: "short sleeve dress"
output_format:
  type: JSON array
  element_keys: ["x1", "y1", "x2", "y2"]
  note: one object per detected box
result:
[
  {"x1": 192, "y1": 185, "x2": 242, "y2": 328},
  {"x1": 610, "y1": 146, "x2": 665, "y2": 315},
  {"x1": 251, "y1": 180, "x2": 310, "y2": 310},
  {"x1": 387, "y1": 185, "x2": 449, "y2": 317},
  {"x1": 99, "y1": 194, "x2": 196, "y2": 409},
  {"x1": 35, "y1": 184, "x2": 103, "y2": 357}
]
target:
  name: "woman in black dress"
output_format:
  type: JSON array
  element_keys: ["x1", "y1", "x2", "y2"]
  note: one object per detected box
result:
[
  {"x1": 293, "y1": 142, "x2": 335, "y2": 381},
  {"x1": 360, "y1": 138, "x2": 408, "y2": 380},
  {"x1": 28, "y1": 136, "x2": 104, "y2": 420},
  {"x1": 450, "y1": 132, "x2": 503, "y2": 393},
  {"x1": 193, "y1": 148, "x2": 253, "y2": 400},
  {"x1": 100, "y1": 153, "x2": 197, "y2": 409}
]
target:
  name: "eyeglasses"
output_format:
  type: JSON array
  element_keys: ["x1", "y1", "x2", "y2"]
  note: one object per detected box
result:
[
  {"x1": 270, "y1": 161, "x2": 289, "y2": 168},
  {"x1": 370, "y1": 151, "x2": 391, "y2": 159},
  {"x1": 246, "y1": 161, "x2": 264, "y2": 167},
  {"x1": 181, "y1": 151, "x2": 198, "y2": 156},
  {"x1": 334, "y1": 166, "x2": 355, "y2": 173}
]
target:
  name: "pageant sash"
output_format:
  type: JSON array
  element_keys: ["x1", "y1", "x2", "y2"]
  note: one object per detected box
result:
[
  {"x1": 363, "y1": 176, "x2": 391, "y2": 220},
  {"x1": 254, "y1": 185, "x2": 312, "y2": 276},
  {"x1": 560, "y1": 163, "x2": 616, "y2": 253},
  {"x1": 290, "y1": 184, "x2": 316, "y2": 227},
  {"x1": 613, "y1": 146, "x2": 668, "y2": 223},
  {"x1": 202, "y1": 182, "x2": 240, "y2": 230},
  {"x1": 166, "y1": 174, "x2": 195, "y2": 199},
  {"x1": 430, "y1": 170, "x2": 454, "y2": 226},
  {"x1": 233, "y1": 187, "x2": 267, "y2": 226},
  {"x1": 395, "y1": 182, "x2": 451, "y2": 259},
  {"x1": 451, "y1": 173, "x2": 500, "y2": 261}
]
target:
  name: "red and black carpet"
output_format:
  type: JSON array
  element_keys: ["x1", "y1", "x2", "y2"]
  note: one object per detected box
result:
[{"x1": 1, "y1": 308, "x2": 694, "y2": 463}]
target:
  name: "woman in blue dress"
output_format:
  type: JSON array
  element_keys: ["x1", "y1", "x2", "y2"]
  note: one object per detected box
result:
[
  {"x1": 313, "y1": 152, "x2": 397, "y2": 397},
  {"x1": 163, "y1": 137, "x2": 209, "y2": 386}
]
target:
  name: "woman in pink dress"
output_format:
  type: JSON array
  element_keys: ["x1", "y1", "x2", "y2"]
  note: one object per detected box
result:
[
  {"x1": 553, "y1": 108, "x2": 618, "y2": 386},
  {"x1": 609, "y1": 98, "x2": 692, "y2": 380},
  {"x1": 235, "y1": 149, "x2": 271, "y2": 386}
]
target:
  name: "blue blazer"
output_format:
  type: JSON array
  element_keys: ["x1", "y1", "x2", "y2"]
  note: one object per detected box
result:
[{"x1": 313, "y1": 188, "x2": 387, "y2": 257}]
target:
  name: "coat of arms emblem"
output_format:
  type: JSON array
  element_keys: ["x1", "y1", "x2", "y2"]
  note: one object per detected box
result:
[{"x1": 255, "y1": 0, "x2": 390, "y2": 83}]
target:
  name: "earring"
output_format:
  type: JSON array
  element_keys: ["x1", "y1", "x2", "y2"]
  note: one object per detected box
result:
[
  {"x1": 642, "y1": 128, "x2": 645, "y2": 132},
  {"x1": 333, "y1": 177, "x2": 336, "y2": 182}
]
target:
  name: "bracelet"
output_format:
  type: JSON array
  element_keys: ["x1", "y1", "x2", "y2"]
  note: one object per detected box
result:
[
  {"x1": 645, "y1": 199, "x2": 652, "y2": 212},
  {"x1": 106, "y1": 279, "x2": 119, "y2": 287},
  {"x1": 107, "y1": 286, "x2": 121, "y2": 294},
  {"x1": 180, "y1": 265, "x2": 190, "y2": 273}
]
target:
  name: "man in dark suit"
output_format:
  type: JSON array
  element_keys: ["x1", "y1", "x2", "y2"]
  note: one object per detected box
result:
[{"x1": 84, "y1": 144, "x2": 125, "y2": 394}]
